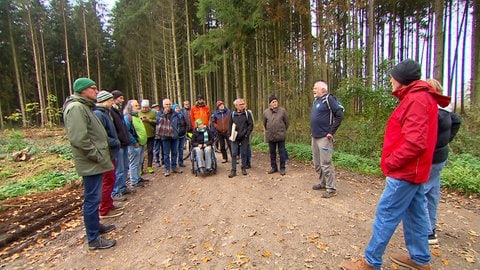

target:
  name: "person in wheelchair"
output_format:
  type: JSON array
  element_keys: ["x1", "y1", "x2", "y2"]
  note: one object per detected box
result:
[{"x1": 192, "y1": 119, "x2": 214, "y2": 175}]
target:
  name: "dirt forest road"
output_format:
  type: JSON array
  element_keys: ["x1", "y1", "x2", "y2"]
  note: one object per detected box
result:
[{"x1": 2, "y1": 152, "x2": 480, "y2": 269}]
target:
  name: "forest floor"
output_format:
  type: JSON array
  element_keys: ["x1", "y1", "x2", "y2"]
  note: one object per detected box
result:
[{"x1": 0, "y1": 129, "x2": 479, "y2": 269}]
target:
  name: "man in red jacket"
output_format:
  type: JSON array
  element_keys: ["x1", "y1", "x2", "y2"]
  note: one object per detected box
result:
[{"x1": 340, "y1": 59, "x2": 451, "y2": 270}]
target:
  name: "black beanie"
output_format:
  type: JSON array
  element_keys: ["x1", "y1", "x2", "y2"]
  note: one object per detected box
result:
[
  {"x1": 391, "y1": 59, "x2": 421, "y2": 86},
  {"x1": 269, "y1": 95, "x2": 277, "y2": 104},
  {"x1": 111, "y1": 90, "x2": 124, "y2": 99}
]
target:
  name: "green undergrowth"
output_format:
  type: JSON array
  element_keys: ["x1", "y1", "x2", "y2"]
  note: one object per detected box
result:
[
  {"x1": 0, "y1": 171, "x2": 79, "y2": 200},
  {"x1": 250, "y1": 133, "x2": 480, "y2": 194}
]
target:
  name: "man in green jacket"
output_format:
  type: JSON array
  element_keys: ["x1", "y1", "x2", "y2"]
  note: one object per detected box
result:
[{"x1": 63, "y1": 78, "x2": 116, "y2": 250}]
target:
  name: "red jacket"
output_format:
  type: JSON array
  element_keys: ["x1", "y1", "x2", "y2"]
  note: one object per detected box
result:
[{"x1": 380, "y1": 80, "x2": 451, "y2": 184}]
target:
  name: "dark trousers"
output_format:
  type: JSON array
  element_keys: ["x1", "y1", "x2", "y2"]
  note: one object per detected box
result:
[
  {"x1": 145, "y1": 137, "x2": 154, "y2": 168},
  {"x1": 218, "y1": 133, "x2": 230, "y2": 161},
  {"x1": 230, "y1": 136, "x2": 249, "y2": 171},
  {"x1": 268, "y1": 140, "x2": 286, "y2": 170},
  {"x1": 83, "y1": 173, "x2": 102, "y2": 243}
]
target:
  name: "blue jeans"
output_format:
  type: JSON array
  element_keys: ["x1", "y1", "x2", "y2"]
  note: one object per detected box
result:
[
  {"x1": 112, "y1": 146, "x2": 128, "y2": 196},
  {"x1": 424, "y1": 160, "x2": 447, "y2": 235},
  {"x1": 162, "y1": 137, "x2": 179, "y2": 171},
  {"x1": 365, "y1": 177, "x2": 430, "y2": 269},
  {"x1": 178, "y1": 136, "x2": 186, "y2": 166},
  {"x1": 82, "y1": 173, "x2": 102, "y2": 243},
  {"x1": 128, "y1": 145, "x2": 143, "y2": 185}
]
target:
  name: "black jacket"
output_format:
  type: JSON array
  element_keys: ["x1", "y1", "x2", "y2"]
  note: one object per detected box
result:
[{"x1": 433, "y1": 108, "x2": 461, "y2": 164}]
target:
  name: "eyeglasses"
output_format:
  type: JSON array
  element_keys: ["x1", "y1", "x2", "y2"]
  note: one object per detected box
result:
[{"x1": 238, "y1": 103, "x2": 245, "y2": 105}]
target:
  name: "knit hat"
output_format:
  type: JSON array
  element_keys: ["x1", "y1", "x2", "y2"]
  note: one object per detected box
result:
[
  {"x1": 196, "y1": 94, "x2": 204, "y2": 100},
  {"x1": 73, "y1": 78, "x2": 96, "y2": 93},
  {"x1": 216, "y1": 100, "x2": 224, "y2": 107},
  {"x1": 97, "y1": 90, "x2": 113, "y2": 103},
  {"x1": 172, "y1": 104, "x2": 179, "y2": 111},
  {"x1": 195, "y1": 119, "x2": 203, "y2": 127},
  {"x1": 391, "y1": 59, "x2": 421, "y2": 86},
  {"x1": 111, "y1": 90, "x2": 124, "y2": 99},
  {"x1": 151, "y1": 103, "x2": 159, "y2": 109},
  {"x1": 269, "y1": 95, "x2": 278, "y2": 104},
  {"x1": 141, "y1": 99, "x2": 150, "y2": 107}
]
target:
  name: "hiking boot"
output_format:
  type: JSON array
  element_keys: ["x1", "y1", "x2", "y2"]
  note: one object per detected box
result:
[
  {"x1": 245, "y1": 165, "x2": 251, "y2": 169},
  {"x1": 88, "y1": 236, "x2": 116, "y2": 250},
  {"x1": 228, "y1": 171, "x2": 236, "y2": 178},
  {"x1": 268, "y1": 168, "x2": 278, "y2": 174},
  {"x1": 242, "y1": 168, "x2": 248, "y2": 175},
  {"x1": 99, "y1": 223, "x2": 116, "y2": 234},
  {"x1": 122, "y1": 186, "x2": 136, "y2": 195},
  {"x1": 164, "y1": 170, "x2": 170, "y2": 177},
  {"x1": 322, "y1": 190, "x2": 337, "y2": 198},
  {"x1": 312, "y1": 183, "x2": 326, "y2": 190},
  {"x1": 390, "y1": 253, "x2": 431, "y2": 270},
  {"x1": 112, "y1": 193, "x2": 127, "y2": 202},
  {"x1": 172, "y1": 167, "x2": 183, "y2": 173},
  {"x1": 280, "y1": 169, "x2": 286, "y2": 176},
  {"x1": 340, "y1": 258, "x2": 374, "y2": 270},
  {"x1": 147, "y1": 167, "x2": 154, "y2": 174},
  {"x1": 139, "y1": 177, "x2": 150, "y2": 182},
  {"x1": 179, "y1": 164, "x2": 186, "y2": 167},
  {"x1": 100, "y1": 208, "x2": 124, "y2": 219}
]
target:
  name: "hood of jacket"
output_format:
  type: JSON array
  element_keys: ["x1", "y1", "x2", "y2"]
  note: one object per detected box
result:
[{"x1": 393, "y1": 80, "x2": 451, "y2": 108}]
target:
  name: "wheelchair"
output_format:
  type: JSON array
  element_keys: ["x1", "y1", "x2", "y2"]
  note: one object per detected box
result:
[{"x1": 189, "y1": 144, "x2": 217, "y2": 177}]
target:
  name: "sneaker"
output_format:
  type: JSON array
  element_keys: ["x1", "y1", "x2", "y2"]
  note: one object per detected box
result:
[
  {"x1": 245, "y1": 165, "x2": 251, "y2": 169},
  {"x1": 122, "y1": 186, "x2": 136, "y2": 195},
  {"x1": 242, "y1": 168, "x2": 248, "y2": 175},
  {"x1": 268, "y1": 168, "x2": 278, "y2": 174},
  {"x1": 112, "y1": 193, "x2": 127, "y2": 202},
  {"x1": 390, "y1": 253, "x2": 431, "y2": 270},
  {"x1": 88, "y1": 236, "x2": 116, "y2": 250},
  {"x1": 99, "y1": 223, "x2": 116, "y2": 234},
  {"x1": 100, "y1": 208, "x2": 124, "y2": 219},
  {"x1": 428, "y1": 234, "x2": 438, "y2": 245},
  {"x1": 155, "y1": 162, "x2": 161, "y2": 167},
  {"x1": 147, "y1": 167, "x2": 154, "y2": 174},
  {"x1": 322, "y1": 190, "x2": 337, "y2": 198},
  {"x1": 312, "y1": 183, "x2": 326, "y2": 190},
  {"x1": 199, "y1": 167, "x2": 206, "y2": 175},
  {"x1": 112, "y1": 204, "x2": 125, "y2": 211},
  {"x1": 139, "y1": 177, "x2": 150, "y2": 183},
  {"x1": 339, "y1": 258, "x2": 374, "y2": 270},
  {"x1": 131, "y1": 182, "x2": 145, "y2": 188},
  {"x1": 179, "y1": 164, "x2": 186, "y2": 167},
  {"x1": 280, "y1": 169, "x2": 286, "y2": 176},
  {"x1": 228, "y1": 171, "x2": 236, "y2": 178},
  {"x1": 164, "y1": 170, "x2": 170, "y2": 177},
  {"x1": 172, "y1": 167, "x2": 183, "y2": 173},
  {"x1": 221, "y1": 159, "x2": 228, "y2": 163}
]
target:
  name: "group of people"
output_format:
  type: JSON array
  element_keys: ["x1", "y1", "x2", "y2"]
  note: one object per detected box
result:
[{"x1": 64, "y1": 58, "x2": 460, "y2": 268}]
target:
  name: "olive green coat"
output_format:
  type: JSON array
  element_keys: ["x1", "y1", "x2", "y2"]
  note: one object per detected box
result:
[{"x1": 63, "y1": 94, "x2": 114, "y2": 176}]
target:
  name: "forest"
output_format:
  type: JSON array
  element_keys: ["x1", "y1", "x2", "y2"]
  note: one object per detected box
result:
[{"x1": 1, "y1": 0, "x2": 479, "y2": 174}]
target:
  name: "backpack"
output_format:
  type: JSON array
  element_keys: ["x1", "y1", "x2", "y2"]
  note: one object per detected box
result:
[{"x1": 324, "y1": 94, "x2": 345, "y2": 125}]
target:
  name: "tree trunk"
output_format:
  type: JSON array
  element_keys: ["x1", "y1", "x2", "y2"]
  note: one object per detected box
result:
[
  {"x1": 171, "y1": 0, "x2": 182, "y2": 104},
  {"x1": 366, "y1": 0, "x2": 374, "y2": 88},
  {"x1": 471, "y1": 0, "x2": 480, "y2": 108},
  {"x1": 185, "y1": 0, "x2": 195, "y2": 100},
  {"x1": 83, "y1": 8, "x2": 90, "y2": 78},
  {"x1": 8, "y1": 7, "x2": 27, "y2": 128},
  {"x1": 433, "y1": 0, "x2": 444, "y2": 81},
  {"x1": 62, "y1": 0, "x2": 72, "y2": 94},
  {"x1": 26, "y1": 6, "x2": 46, "y2": 127}
]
